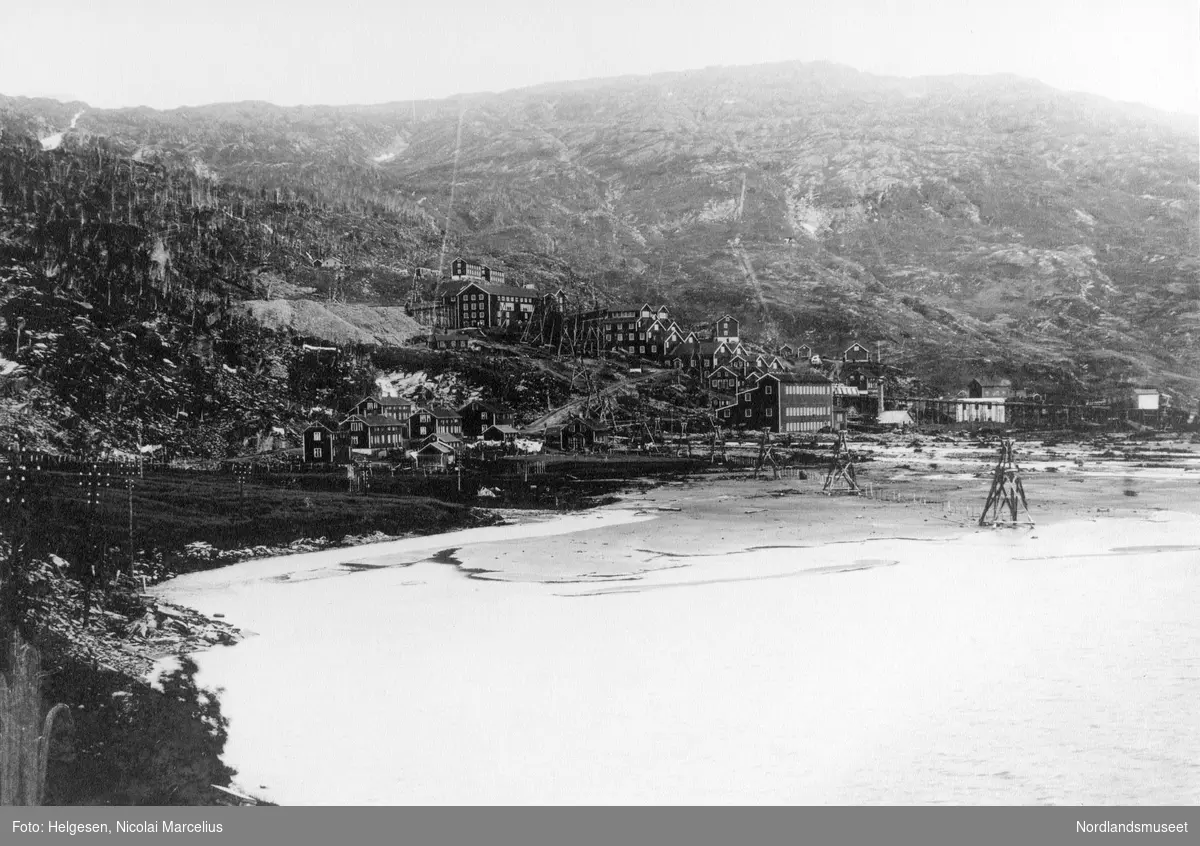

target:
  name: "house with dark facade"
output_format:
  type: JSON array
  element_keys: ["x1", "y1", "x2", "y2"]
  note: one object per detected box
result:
[
  {"x1": 408, "y1": 407, "x2": 462, "y2": 440},
  {"x1": 843, "y1": 342, "x2": 872, "y2": 363},
  {"x1": 968, "y1": 377, "x2": 1013, "y2": 399},
  {"x1": 458, "y1": 399, "x2": 514, "y2": 438},
  {"x1": 544, "y1": 416, "x2": 612, "y2": 452},
  {"x1": 708, "y1": 365, "x2": 740, "y2": 394},
  {"x1": 340, "y1": 414, "x2": 406, "y2": 450},
  {"x1": 716, "y1": 370, "x2": 834, "y2": 434},
  {"x1": 454, "y1": 281, "x2": 540, "y2": 330},
  {"x1": 713, "y1": 315, "x2": 740, "y2": 344},
  {"x1": 429, "y1": 406, "x2": 463, "y2": 436},
  {"x1": 481, "y1": 423, "x2": 519, "y2": 444},
  {"x1": 303, "y1": 424, "x2": 350, "y2": 463},
  {"x1": 450, "y1": 257, "x2": 506, "y2": 286},
  {"x1": 430, "y1": 333, "x2": 473, "y2": 351},
  {"x1": 349, "y1": 396, "x2": 412, "y2": 421}
]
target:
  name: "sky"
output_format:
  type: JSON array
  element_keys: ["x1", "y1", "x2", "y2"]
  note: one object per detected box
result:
[{"x1": 2, "y1": 0, "x2": 1197, "y2": 114}]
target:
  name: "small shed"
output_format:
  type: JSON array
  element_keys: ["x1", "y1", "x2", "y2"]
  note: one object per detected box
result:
[
  {"x1": 482, "y1": 424, "x2": 519, "y2": 444},
  {"x1": 414, "y1": 441, "x2": 455, "y2": 470}
]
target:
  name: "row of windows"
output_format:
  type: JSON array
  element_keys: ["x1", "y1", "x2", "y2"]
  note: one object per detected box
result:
[
  {"x1": 784, "y1": 421, "x2": 825, "y2": 432},
  {"x1": 784, "y1": 407, "x2": 832, "y2": 417}
]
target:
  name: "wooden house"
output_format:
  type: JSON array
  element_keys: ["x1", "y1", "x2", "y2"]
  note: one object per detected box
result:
[
  {"x1": 730, "y1": 370, "x2": 834, "y2": 433},
  {"x1": 545, "y1": 417, "x2": 612, "y2": 452},
  {"x1": 713, "y1": 315, "x2": 740, "y2": 344},
  {"x1": 968, "y1": 378, "x2": 1013, "y2": 399},
  {"x1": 431, "y1": 333, "x2": 472, "y2": 351},
  {"x1": 414, "y1": 441, "x2": 456, "y2": 470},
  {"x1": 349, "y1": 395, "x2": 412, "y2": 421},
  {"x1": 428, "y1": 406, "x2": 463, "y2": 436},
  {"x1": 349, "y1": 396, "x2": 385, "y2": 417},
  {"x1": 708, "y1": 365, "x2": 739, "y2": 394},
  {"x1": 423, "y1": 431, "x2": 463, "y2": 450},
  {"x1": 341, "y1": 414, "x2": 370, "y2": 449},
  {"x1": 454, "y1": 280, "x2": 538, "y2": 330},
  {"x1": 458, "y1": 399, "x2": 514, "y2": 438},
  {"x1": 303, "y1": 424, "x2": 348, "y2": 463},
  {"x1": 342, "y1": 414, "x2": 405, "y2": 450},
  {"x1": 407, "y1": 408, "x2": 436, "y2": 441},
  {"x1": 776, "y1": 343, "x2": 796, "y2": 361},
  {"x1": 481, "y1": 423, "x2": 519, "y2": 444},
  {"x1": 843, "y1": 342, "x2": 872, "y2": 363}
]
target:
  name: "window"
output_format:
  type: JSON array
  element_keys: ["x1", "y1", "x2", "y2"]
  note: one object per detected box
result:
[
  {"x1": 766, "y1": 408, "x2": 774, "y2": 417},
  {"x1": 314, "y1": 430, "x2": 323, "y2": 440},
  {"x1": 765, "y1": 385, "x2": 773, "y2": 395},
  {"x1": 639, "y1": 346, "x2": 645, "y2": 354},
  {"x1": 314, "y1": 448, "x2": 323, "y2": 458},
  {"x1": 745, "y1": 409, "x2": 752, "y2": 418}
]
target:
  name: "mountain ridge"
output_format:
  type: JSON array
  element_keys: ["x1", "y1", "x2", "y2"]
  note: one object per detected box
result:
[{"x1": 2, "y1": 59, "x2": 1197, "y2": 432}]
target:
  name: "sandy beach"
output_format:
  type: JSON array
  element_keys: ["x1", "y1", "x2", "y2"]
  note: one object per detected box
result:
[{"x1": 154, "y1": 434, "x2": 1200, "y2": 804}]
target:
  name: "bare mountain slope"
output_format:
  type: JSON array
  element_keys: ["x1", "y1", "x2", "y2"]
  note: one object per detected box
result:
[{"x1": 3, "y1": 61, "x2": 1197, "y2": 404}]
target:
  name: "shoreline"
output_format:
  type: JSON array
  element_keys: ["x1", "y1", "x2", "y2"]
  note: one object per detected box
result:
[{"x1": 39, "y1": 431, "x2": 1200, "y2": 804}]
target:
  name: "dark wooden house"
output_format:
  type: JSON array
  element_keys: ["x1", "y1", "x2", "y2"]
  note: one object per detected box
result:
[
  {"x1": 544, "y1": 417, "x2": 612, "y2": 452},
  {"x1": 969, "y1": 378, "x2": 1013, "y2": 399},
  {"x1": 728, "y1": 371, "x2": 834, "y2": 433},
  {"x1": 843, "y1": 342, "x2": 872, "y2": 363},
  {"x1": 303, "y1": 424, "x2": 349, "y2": 463},
  {"x1": 458, "y1": 399, "x2": 514, "y2": 438},
  {"x1": 713, "y1": 314, "x2": 741, "y2": 344},
  {"x1": 481, "y1": 424, "x2": 519, "y2": 444}
]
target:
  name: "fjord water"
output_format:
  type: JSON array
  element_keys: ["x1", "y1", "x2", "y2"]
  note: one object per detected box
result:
[{"x1": 158, "y1": 510, "x2": 1200, "y2": 805}]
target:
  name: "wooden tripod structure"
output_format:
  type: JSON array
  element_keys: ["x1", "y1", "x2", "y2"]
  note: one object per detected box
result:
[
  {"x1": 753, "y1": 429, "x2": 780, "y2": 479},
  {"x1": 978, "y1": 438, "x2": 1033, "y2": 528},
  {"x1": 822, "y1": 431, "x2": 861, "y2": 495}
]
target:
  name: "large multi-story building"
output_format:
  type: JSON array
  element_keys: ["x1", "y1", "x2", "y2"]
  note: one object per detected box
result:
[{"x1": 716, "y1": 370, "x2": 834, "y2": 434}]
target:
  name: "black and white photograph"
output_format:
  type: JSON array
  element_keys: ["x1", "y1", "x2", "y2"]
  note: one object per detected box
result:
[{"x1": 0, "y1": 0, "x2": 1198, "y2": 813}]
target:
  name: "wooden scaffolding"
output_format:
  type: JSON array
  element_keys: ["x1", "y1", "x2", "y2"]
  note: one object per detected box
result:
[
  {"x1": 822, "y1": 431, "x2": 861, "y2": 495},
  {"x1": 978, "y1": 438, "x2": 1033, "y2": 528}
]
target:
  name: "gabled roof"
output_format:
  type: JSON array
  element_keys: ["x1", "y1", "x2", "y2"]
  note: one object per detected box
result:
[
  {"x1": 761, "y1": 370, "x2": 833, "y2": 385},
  {"x1": 844, "y1": 341, "x2": 871, "y2": 353},
  {"x1": 361, "y1": 414, "x2": 403, "y2": 427},
  {"x1": 428, "y1": 406, "x2": 461, "y2": 419},
  {"x1": 378, "y1": 396, "x2": 411, "y2": 407},
  {"x1": 458, "y1": 398, "x2": 508, "y2": 414},
  {"x1": 457, "y1": 281, "x2": 535, "y2": 298},
  {"x1": 424, "y1": 431, "x2": 462, "y2": 444},
  {"x1": 971, "y1": 377, "x2": 1013, "y2": 387},
  {"x1": 417, "y1": 441, "x2": 454, "y2": 454},
  {"x1": 714, "y1": 313, "x2": 739, "y2": 325},
  {"x1": 696, "y1": 341, "x2": 723, "y2": 355},
  {"x1": 483, "y1": 424, "x2": 520, "y2": 435},
  {"x1": 304, "y1": 422, "x2": 334, "y2": 433},
  {"x1": 709, "y1": 365, "x2": 738, "y2": 379},
  {"x1": 667, "y1": 340, "x2": 699, "y2": 357}
]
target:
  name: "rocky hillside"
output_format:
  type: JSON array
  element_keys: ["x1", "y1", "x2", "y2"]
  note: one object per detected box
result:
[{"x1": 2, "y1": 61, "x2": 1197, "y2": 414}]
